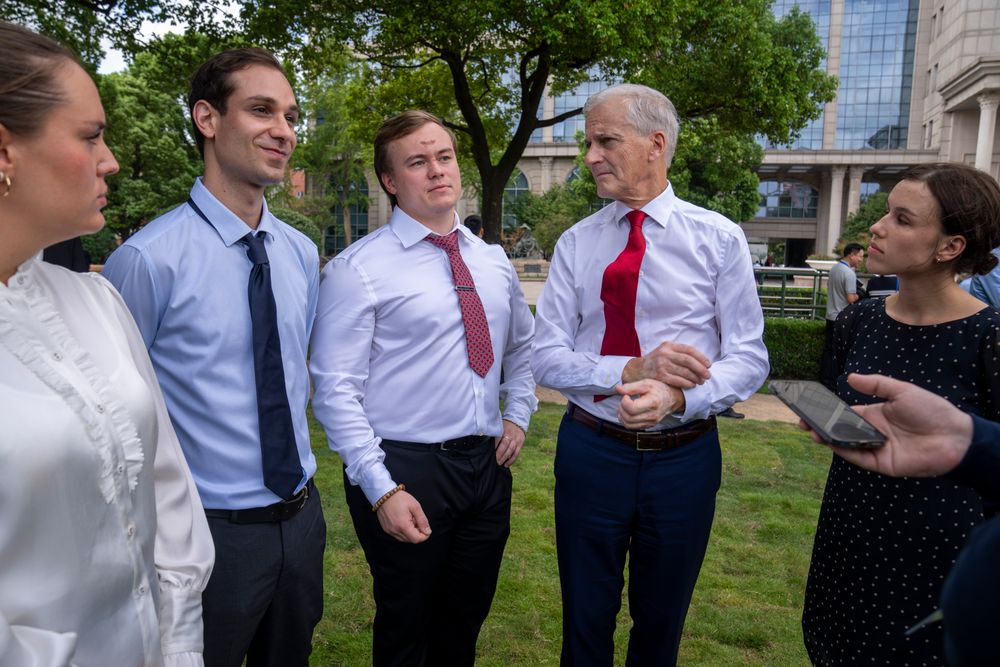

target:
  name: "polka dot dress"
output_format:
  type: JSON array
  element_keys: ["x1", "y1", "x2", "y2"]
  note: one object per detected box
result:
[{"x1": 802, "y1": 298, "x2": 1000, "y2": 666}]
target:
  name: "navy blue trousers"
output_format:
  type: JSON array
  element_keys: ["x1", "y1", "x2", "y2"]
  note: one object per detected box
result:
[
  {"x1": 201, "y1": 485, "x2": 326, "y2": 667},
  {"x1": 554, "y1": 412, "x2": 721, "y2": 667}
]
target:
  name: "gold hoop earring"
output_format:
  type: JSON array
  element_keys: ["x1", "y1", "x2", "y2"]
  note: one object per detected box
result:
[{"x1": 0, "y1": 171, "x2": 10, "y2": 198}]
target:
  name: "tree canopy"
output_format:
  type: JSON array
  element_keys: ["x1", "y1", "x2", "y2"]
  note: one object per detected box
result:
[{"x1": 15, "y1": 0, "x2": 837, "y2": 245}]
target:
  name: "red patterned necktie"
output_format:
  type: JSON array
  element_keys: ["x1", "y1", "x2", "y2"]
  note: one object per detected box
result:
[
  {"x1": 424, "y1": 231, "x2": 495, "y2": 377},
  {"x1": 596, "y1": 209, "x2": 646, "y2": 401}
]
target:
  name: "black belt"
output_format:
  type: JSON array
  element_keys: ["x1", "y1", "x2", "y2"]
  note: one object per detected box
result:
[
  {"x1": 566, "y1": 403, "x2": 716, "y2": 452},
  {"x1": 205, "y1": 479, "x2": 313, "y2": 524},
  {"x1": 381, "y1": 434, "x2": 494, "y2": 452}
]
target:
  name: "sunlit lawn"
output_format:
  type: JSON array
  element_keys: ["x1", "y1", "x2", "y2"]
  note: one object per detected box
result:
[{"x1": 308, "y1": 403, "x2": 831, "y2": 666}]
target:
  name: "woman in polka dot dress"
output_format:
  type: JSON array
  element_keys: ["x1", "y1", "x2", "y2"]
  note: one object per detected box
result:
[{"x1": 802, "y1": 163, "x2": 1000, "y2": 666}]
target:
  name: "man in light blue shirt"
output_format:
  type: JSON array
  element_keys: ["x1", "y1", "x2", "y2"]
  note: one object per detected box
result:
[
  {"x1": 102, "y1": 48, "x2": 323, "y2": 667},
  {"x1": 969, "y1": 248, "x2": 1000, "y2": 308}
]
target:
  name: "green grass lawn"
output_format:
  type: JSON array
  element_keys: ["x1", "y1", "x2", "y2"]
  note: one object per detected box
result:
[{"x1": 308, "y1": 403, "x2": 832, "y2": 666}]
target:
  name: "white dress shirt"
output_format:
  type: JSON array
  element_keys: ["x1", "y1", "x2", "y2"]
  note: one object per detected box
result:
[
  {"x1": 310, "y1": 208, "x2": 537, "y2": 504},
  {"x1": 0, "y1": 257, "x2": 214, "y2": 666},
  {"x1": 532, "y1": 183, "x2": 769, "y2": 425}
]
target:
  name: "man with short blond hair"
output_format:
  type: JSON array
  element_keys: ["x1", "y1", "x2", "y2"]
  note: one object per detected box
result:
[{"x1": 310, "y1": 110, "x2": 537, "y2": 666}]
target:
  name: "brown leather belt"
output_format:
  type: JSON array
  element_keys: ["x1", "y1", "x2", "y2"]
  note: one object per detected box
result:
[{"x1": 566, "y1": 403, "x2": 717, "y2": 452}]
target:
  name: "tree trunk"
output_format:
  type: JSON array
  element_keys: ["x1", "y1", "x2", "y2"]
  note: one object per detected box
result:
[{"x1": 480, "y1": 176, "x2": 505, "y2": 245}]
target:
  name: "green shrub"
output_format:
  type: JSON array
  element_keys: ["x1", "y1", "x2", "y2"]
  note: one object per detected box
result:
[
  {"x1": 763, "y1": 316, "x2": 824, "y2": 379},
  {"x1": 271, "y1": 206, "x2": 322, "y2": 249}
]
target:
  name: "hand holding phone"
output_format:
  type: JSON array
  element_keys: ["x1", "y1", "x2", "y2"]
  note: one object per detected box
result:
[{"x1": 769, "y1": 379, "x2": 885, "y2": 448}]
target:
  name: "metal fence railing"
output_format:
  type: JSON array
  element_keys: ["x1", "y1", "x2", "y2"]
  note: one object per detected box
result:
[{"x1": 754, "y1": 267, "x2": 827, "y2": 320}]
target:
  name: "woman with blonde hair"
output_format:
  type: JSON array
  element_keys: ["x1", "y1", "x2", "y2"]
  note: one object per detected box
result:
[{"x1": 0, "y1": 21, "x2": 213, "y2": 666}]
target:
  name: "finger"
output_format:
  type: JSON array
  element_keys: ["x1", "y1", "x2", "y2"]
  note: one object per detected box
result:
[
  {"x1": 662, "y1": 373, "x2": 698, "y2": 389},
  {"x1": 846, "y1": 373, "x2": 897, "y2": 400},
  {"x1": 503, "y1": 440, "x2": 524, "y2": 467},
  {"x1": 411, "y1": 504, "x2": 432, "y2": 537},
  {"x1": 663, "y1": 342, "x2": 712, "y2": 369},
  {"x1": 667, "y1": 355, "x2": 711, "y2": 381}
]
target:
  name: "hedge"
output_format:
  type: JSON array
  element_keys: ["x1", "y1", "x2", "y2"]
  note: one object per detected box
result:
[
  {"x1": 763, "y1": 316, "x2": 825, "y2": 380},
  {"x1": 270, "y1": 206, "x2": 323, "y2": 249}
]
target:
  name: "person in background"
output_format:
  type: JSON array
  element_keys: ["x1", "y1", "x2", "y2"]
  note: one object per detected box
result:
[
  {"x1": 819, "y1": 242, "x2": 864, "y2": 390},
  {"x1": 968, "y1": 248, "x2": 1000, "y2": 308},
  {"x1": 43, "y1": 237, "x2": 90, "y2": 271},
  {"x1": 532, "y1": 83, "x2": 769, "y2": 666},
  {"x1": 865, "y1": 273, "x2": 899, "y2": 298},
  {"x1": 0, "y1": 20, "x2": 213, "y2": 666},
  {"x1": 463, "y1": 213, "x2": 484, "y2": 238},
  {"x1": 102, "y1": 48, "x2": 323, "y2": 667},
  {"x1": 802, "y1": 163, "x2": 1000, "y2": 666},
  {"x1": 803, "y1": 373, "x2": 1000, "y2": 667}
]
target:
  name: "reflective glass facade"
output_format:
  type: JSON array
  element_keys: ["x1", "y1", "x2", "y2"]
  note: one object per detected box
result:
[
  {"x1": 766, "y1": 0, "x2": 831, "y2": 150},
  {"x1": 758, "y1": 180, "x2": 819, "y2": 218},
  {"x1": 836, "y1": 0, "x2": 918, "y2": 149}
]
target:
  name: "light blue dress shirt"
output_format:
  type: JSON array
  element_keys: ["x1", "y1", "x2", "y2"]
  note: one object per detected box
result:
[
  {"x1": 970, "y1": 249, "x2": 1000, "y2": 309},
  {"x1": 309, "y1": 207, "x2": 537, "y2": 504},
  {"x1": 102, "y1": 178, "x2": 319, "y2": 509}
]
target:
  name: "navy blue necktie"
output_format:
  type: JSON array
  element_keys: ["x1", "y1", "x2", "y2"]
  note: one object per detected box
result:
[{"x1": 239, "y1": 231, "x2": 302, "y2": 499}]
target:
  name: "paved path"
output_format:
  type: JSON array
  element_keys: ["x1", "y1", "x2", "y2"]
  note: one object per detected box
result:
[{"x1": 535, "y1": 387, "x2": 797, "y2": 424}]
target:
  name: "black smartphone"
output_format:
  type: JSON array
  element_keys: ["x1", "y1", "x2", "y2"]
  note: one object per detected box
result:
[{"x1": 769, "y1": 379, "x2": 886, "y2": 448}]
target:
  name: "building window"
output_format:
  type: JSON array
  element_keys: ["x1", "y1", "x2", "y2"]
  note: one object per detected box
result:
[
  {"x1": 834, "y1": 0, "x2": 919, "y2": 150},
  {"x1": 757, "y1": 180, "x2": 819, "y2": 219},
  {"x1": 325, "y1": 175, "x2": 369, "y2": 256},
  {"x1": 502, "y1": 169, "x2": 530, "y2": 229}
]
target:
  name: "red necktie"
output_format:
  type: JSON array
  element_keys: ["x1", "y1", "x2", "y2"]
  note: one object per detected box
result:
[
  {"x1": 425, "y1": 231, "x2": 495, "y2": 377},
  {"x1": 596, "y1": 210, "x2": 646, "y2": 401}
]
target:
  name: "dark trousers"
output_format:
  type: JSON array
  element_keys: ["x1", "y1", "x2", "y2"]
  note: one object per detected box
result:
[
  {"x1": 819, "y1": 318, "x2": 837, "y2": 391},
  {"x1": 345, "y1": 438, "x2": 512, "y2": 667},
  {"x1": 554, "y1": 414, "x2": 721, "y2": 667},
  {"x1": 202, "y1": 483, "x2": 326, "y2": 667}
]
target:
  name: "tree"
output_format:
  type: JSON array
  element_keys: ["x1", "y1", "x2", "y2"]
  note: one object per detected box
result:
[
  {"x1": 510, "y1": 184, "x2": 591, "y2": 256},
  {"x1": 290, "y1": 51, "x2": 373, "y2": 254},
  {"x1": 3, "y1": 1, "x2": 214, "y2": 67},
  {"x1": 838, "y1": 192, "x2": 888, "y2": 252},
  {"x1": 97, "y1": 32, "x2": 235, "y2": 238},
  {"x1": 236, "y1": 0, "x2": 836, "y2": 242}
]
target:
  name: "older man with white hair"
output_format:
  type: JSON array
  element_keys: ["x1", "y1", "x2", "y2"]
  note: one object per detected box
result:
[{"x1": 532, "y1": 84, "x2": 769, "y2": 665}]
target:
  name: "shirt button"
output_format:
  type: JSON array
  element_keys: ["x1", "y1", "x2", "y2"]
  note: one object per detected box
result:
[
  {"x1": 116, "y1": 464, "x2": 124, "y2": 475},
  {"x1": 136, "y1": 585, "x2": 147, "y2": 597},
  {"x1": 16, "y1": 276, "x2": 25, "y2": 285},
  {"x1": 95, "y1": 403, "x2": 105, "y2": 413},
  {"x1": 127, "y1": 525, "x2": 136, "y2": 538},
  {"x1": 52, "y1": 351, "x2": 63, "y2": 361}
]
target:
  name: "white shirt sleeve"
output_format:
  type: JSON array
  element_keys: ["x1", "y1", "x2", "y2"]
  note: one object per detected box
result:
[
  {"x1": 102, "y1": 279, "x2": 214, "y2": 660},
  {"x1": 499, "y1": 266, "x2": 538, "y2": 430},
  {"x1": 532, "y1": 231, "x2": 631, "y2": 394},
  {"x1": 309, "y1": 258, "x2": 396, "y2": 505}
]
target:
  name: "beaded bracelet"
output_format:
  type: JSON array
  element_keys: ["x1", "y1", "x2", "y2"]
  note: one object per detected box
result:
[{"x1": 372, "y1": 484, "x2": 406, "y2": 512}]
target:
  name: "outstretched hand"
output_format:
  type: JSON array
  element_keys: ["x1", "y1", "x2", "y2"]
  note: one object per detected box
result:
[{"x1": 799, "y1": 373, "x2": 973, "y2": 478}]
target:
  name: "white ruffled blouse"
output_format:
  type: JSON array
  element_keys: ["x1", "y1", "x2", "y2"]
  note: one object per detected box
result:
[{"x1": 0, "y1": 257, "x2": 214, "y2": 667}]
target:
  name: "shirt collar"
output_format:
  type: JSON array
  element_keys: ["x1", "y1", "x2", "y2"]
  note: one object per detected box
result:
[
  {"x1": 189, "y1": 177, "x2": 275, "y2": 247},
  {"x1": 389, "y1": 206, "x2": 462, "y2": 249},
  {"x1": 611, "y1": 182, "x2": 675, "y2": 229}
]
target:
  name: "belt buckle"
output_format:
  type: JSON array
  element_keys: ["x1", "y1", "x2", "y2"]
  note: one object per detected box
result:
[{"x1": 634, "y1": 431, "x2": 661, "y2": 452}]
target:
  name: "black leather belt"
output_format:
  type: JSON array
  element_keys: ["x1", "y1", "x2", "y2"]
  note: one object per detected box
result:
[
  {"x1": 382, "y1": 435, "x2": 494, "y2": 452},
  {"x1": 566, "y1": 403, "x2": 716, "y2": 451},
  {"x1": 205, "y1": 479, "x2": 313, "y2": 524}
]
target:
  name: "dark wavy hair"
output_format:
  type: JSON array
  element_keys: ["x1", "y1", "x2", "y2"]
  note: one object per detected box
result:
[{"x1": 900, "y1": 163, "x2": 1000, "y2": 276}]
